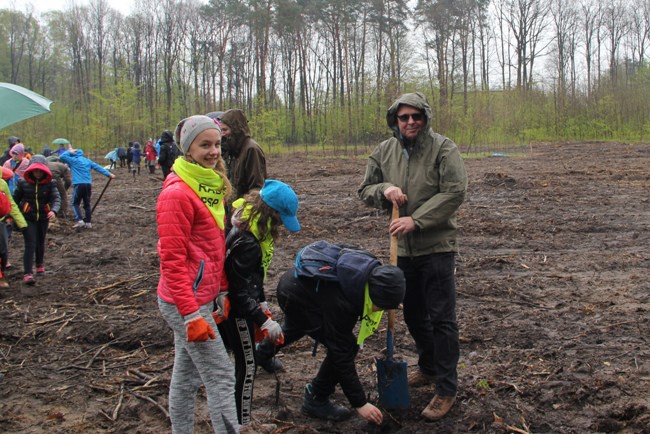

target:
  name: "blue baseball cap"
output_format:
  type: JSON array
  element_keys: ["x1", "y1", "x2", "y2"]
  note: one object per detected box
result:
[{"x1": 260, "y1": 180, "x2": 300, "y2": 232}]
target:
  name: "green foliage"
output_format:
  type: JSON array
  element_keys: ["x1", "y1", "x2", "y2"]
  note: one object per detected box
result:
[
  {"x1": 476, "y1": 378, "x2": 491, "y2": 392},
  {"x1": 4, "y1": 5, "x2": 650, "y2": 154}
]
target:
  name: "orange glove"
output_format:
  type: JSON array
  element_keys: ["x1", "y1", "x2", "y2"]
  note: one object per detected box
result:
[
  {"x1": 261, "y1": 318, "x2": 285, "y2": 345},
  {"x1": 184, "y1": 312, "x2": 216, "y2": 342},
  {"x1": 256, "y1": 303, "x2": 284, "y2": 345},
  {"x1": 212, "y1": 292, "x2": 231, "y2": 325},
  {"x1": 254, "y1": 302, "x2": 273, "y2": 343}
]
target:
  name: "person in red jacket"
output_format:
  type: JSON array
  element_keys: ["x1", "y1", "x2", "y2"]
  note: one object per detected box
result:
[
  {"x1": 143, "y1": 139, "x2": 157, "y2": 174},
  {"x1": 156, "y1": 115, "x2": 239, "y2": 433}
]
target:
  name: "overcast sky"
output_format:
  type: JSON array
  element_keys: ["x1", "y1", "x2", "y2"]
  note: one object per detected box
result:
[{"x1": 0, "y1": 0, "x2": 133, "y2": 15}]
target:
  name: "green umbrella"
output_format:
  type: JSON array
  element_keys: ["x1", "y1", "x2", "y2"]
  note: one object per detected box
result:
[
  {"x1": 0, "y1": 82, "x2": 53, "y2": 130},
  {"x1": 52, "y1": 138, "x2": 71, "y2": 145}
]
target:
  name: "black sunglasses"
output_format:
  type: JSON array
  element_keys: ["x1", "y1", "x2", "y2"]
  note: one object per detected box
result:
[{"x1": 397, "y1": 113, "x2": 424, "y2": 122}]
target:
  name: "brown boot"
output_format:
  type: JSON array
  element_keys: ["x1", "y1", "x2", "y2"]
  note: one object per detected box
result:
[
  {"x1": 408, "y1": 369, "x2": 435, "y2": 387},
  {"x1": 421, "y1": 395, "x2": 456, "y2": 421}
]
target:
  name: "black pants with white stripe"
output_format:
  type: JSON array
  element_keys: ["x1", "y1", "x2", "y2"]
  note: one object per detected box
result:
[{"x1": 219, "y1": 316, "x2": 257, "y2": 425}]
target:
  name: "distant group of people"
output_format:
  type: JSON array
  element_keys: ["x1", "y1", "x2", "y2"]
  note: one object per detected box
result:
[
  {"x1": 0, "y1": 135, "x2": 115, "y2": 288},
  {"x1": 104, "y1": 134, "x2": 185, "y2": 180},
  {"x1": 154, "y1": 93, "x2": 468, "y2": 433}
]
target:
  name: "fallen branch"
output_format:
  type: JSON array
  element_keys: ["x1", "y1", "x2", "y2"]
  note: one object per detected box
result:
[
  {"x1": 112, "y1": 385, "x2": 124, "y2": 421},
  {"x1": 56, "y1": 313, "x2": 79, "y2": 333},
  {"x1": 491, "y1": 380, "x2": 522, "y2": 394},
  {"x1": 602, "y1": 320, "x2": 638, "y2": 329},
  {"x1": 271, "y1": 419, "x2": 319, "y2": 434},
  {"x1": 33, "y1": 313, "x2": 67, "y2": 325},
  {"x1": 493, "y1": 412, "x2": 531, "y2": 434},
  {"x1": 86, "y1": 343, "x2": 111, "y2": 369},
  {"x1": 88, "y1": 275, "x2": 148, "y2": 296},
  {"x1": 127, "y1": 390, "x2": 169, "y2": 419},
  {"x1": 128, "y1": 368, "x2": 153, "y2": 380}
]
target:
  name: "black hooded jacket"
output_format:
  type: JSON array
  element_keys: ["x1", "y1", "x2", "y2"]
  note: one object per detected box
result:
[
  {"x1": 276, "y1": 268, "x2": 368, "y2": 408},
  {"x1": 157, "y1": 130, "x2": 178, "y2": 169},
  {"x1": 13, "y1": 159, "x2": 61, "y2": 222}
]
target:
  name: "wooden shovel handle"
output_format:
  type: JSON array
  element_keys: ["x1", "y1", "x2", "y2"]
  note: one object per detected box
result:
[
  {"x1": 390, "y1": 205, "x2": 399, "y2": 266},
  {"x1": 388, "y1": 205, "x2": 399, "y2": 333}
]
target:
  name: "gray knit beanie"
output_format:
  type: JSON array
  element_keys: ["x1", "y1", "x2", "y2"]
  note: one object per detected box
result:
[{"x1": 174, "y1": 115, "x2": 221, "y2": 154}]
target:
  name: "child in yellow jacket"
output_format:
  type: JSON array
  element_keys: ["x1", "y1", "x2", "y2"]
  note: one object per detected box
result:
[{"x1": 0, "y1": 168, "x2": 27, "y2": 288}]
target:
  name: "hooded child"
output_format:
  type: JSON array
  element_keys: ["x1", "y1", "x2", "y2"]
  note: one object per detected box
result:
[
  {"x1": 12, "y1": 155, "x2": 61, "y2": 285},
  {"x1": 2, "y1": 143, "x2": 31, "y2": 194}
]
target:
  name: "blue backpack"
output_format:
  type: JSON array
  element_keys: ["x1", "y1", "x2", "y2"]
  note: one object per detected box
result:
[{"x1": 294, "y1": 240, "x2": 381, "y2": 292}]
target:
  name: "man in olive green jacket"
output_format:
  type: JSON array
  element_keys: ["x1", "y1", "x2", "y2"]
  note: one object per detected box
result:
[{"x1": 358, "y1": 92, "x2": 467, "y2": 421}]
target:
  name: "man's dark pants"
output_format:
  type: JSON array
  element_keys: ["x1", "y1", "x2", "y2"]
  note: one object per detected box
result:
[{"x1": 399, "y1": 252, "x2": 459, "y2": 397}]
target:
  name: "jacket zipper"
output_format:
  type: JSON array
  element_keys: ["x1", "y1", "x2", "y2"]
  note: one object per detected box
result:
[
  {"x1": 35, "y1": 183, "x2": 39, "y2": 221},
  {"x1": 192, "y1": 260, "x2": 205, "y2": 296},
  {"x1": 402, "y1": 147, "x2": 413, "y2": 257}
]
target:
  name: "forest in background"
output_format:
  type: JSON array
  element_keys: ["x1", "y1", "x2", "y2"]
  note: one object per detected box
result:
[{"x1": 1, "y1": 0, "x2": 649, "y2": 153}]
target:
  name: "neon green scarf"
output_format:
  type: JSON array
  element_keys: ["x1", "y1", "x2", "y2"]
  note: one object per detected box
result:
[
  {"x1": 173, "y1": 158, "x2": 227, "y2": 230},
  {"x1": 357, "y1": 283, "x2": 384, "y2": 345},
  {"x1": 232, "y1": 198, "x2": 274, "y2": 280}
]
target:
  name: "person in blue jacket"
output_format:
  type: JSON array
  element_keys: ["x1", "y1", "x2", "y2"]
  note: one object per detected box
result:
[{"x1": 59, "y1": 142, "x2": 115, "y2": 229}]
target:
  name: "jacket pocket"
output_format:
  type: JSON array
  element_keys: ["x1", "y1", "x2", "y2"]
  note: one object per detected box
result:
[{"x1": 20, "y1": 201, "x2": 31, "y2": 215}]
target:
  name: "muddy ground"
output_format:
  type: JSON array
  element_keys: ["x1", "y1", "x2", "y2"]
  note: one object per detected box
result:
[{"x1": 0, "y1": 141, "x2": 648, "y2": 433}]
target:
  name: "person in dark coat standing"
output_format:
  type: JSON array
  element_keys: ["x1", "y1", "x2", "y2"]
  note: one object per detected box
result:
[
  {"x1": 358, "y1": 92, "x2": 468, "y2": 421},
  {"x1": 157, "y1": 130, "x2": 178, "y2": 179},
  {"x1": 41, "y1": 144, "x2": 52, "y2": 157},
  {"x1": 218, "y1": 110, "x2": 266, "y2": 233},
  {"x1": 131, "y1": 142, "x2": 142, "y2": 178},
  {"x1": 126, "y1": 142, "x2": 134, "y2": 171},
  {"x1": 117, "y1": 145, "x2": 127, "y2": 168}
]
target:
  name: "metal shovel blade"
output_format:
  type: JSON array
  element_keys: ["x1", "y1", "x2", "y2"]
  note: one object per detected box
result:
[
  {"x1": 376, "y1": 321, "x2": 409, "y2": 409},
  {"x1": 376, "y1": 359, "x2": 409, "y2": 408}
]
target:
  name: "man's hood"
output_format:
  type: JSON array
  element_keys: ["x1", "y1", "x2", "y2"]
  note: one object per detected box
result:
[
  {"x1": 160, "y1": 130, "x2": 174, "y2": 143},
  {"x1": 386, "y1": 92, "x2": 433, "y2": 141},
  {"x1": 220, "y1": 109, "x2": 251, "y2": 155}
]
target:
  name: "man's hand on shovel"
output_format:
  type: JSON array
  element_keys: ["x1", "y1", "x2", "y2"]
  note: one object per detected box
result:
[
  {"x1": 389, "y1": 215, "x2": 416, "y2": 236},
  {"x1": 384, "y1": 187, "x2": 414, "y2": 236}
]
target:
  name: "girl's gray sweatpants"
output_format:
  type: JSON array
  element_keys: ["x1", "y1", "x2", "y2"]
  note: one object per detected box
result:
[{"x1": 159, "y1": 299, "x2": 239, "y2": 434}]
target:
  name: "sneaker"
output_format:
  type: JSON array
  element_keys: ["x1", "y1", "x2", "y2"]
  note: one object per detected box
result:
[
  {"x1": 421, "y1": 395, "x2": 456, "y2": 421},
  {"x1": 301, "y1": 383, "x2": 352, "y2": 422},
  {"x1": 84, "y1": 223, "x2": 92, "y2": 229},
  {"x1": 256, "y1": 355, "x2": 284, "y2": 373},
  {"x1": 73, "y1": 220, "x2": 85, "y2": 229},
  {"x1": 5, "y1": 262, "x2": 12, "y2": 269},
  {"x1": 0, "y1": 278, "x2": 8, "y2": 288},
  {"x1": 22, "y1": 274, "x2": 36, "y2": 285},
  {"x1": 36, "y1": 266, "x2": 45, "y2": 274},
  {"x1": 408, "y1": 369, "x2": 436, "y2": 388}
]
